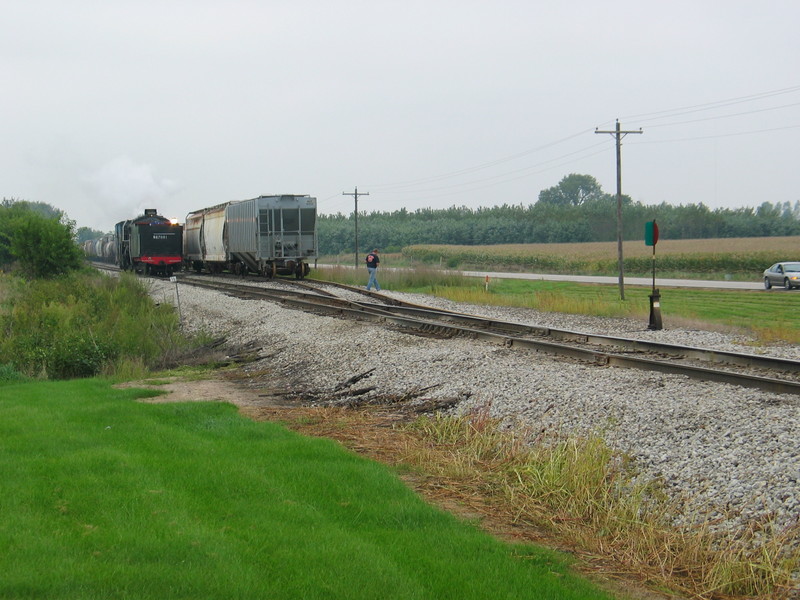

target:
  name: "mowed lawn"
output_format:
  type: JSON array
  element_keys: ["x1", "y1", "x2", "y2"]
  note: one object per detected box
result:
[{"x1": 0, "y1": 379, "x2": 615, "y2": 600}]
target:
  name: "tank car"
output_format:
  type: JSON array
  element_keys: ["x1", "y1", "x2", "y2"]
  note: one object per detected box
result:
[
  {"x1": 102, "y1": 237, "x2": 116, "y2": 264},
  {"x1": 184, "y1": 194, "x2": 317, "y2": 278},
  {"x1": 82, "y1": 240, "x2": 95, "y2": 257},
  {"x1": 115, "y1": 209, "x2": 183, "y2": 276}
]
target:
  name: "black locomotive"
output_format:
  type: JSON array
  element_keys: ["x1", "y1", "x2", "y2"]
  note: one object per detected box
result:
[{"x1": 115, "y1": 209, "x2": 183, "y2": 276}]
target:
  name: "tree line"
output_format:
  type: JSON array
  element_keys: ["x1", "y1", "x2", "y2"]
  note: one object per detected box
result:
[{"x1": 318, "y1": 174, "x2": 800, "y2": 254}]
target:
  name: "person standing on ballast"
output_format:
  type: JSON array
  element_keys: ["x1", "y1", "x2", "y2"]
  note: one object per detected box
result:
[{"x1": 365, "y1": 248, "x2": 381, "y2": 291}]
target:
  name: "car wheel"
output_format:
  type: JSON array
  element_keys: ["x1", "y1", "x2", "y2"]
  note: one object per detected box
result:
[
  {"x1": 765, "y1": 277, "x2": 772, "y2": 289},
  {"x1": 784, "y1": 278, "x2": 792, "y2": 290}
]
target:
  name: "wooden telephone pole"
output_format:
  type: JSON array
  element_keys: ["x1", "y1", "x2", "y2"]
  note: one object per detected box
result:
[
  {"x1": 595, "y1": 120, "x2": 642, "y2": 300},
  {"x1": 342, "y1": 187, "x2": 369, "y2": 268}
]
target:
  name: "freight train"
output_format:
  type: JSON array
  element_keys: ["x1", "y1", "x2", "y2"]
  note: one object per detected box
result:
[
  {"x1": 114, "y1": 209, "x2": 183, "y2": 276},
  {"x1": 183, "y1": 194, "x2": 317, "y2": 279},
  {"x1": 84, "y1": 195, "x2": 318, "y2": 279}
]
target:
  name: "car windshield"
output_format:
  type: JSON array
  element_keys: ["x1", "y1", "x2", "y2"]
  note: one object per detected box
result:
[{"x1": 784, "y1": 263, "x2": 800, "y2": 272}]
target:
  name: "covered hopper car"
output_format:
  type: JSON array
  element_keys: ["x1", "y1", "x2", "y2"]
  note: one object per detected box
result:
[
  {"x1": 115, "y1": 209, "x2": 183, "y2": 276},
  {"x1": 184, "y1": 194, "x2": 317, "y2": 278}
]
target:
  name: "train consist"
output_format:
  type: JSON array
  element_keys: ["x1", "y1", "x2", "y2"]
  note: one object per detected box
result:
[
  {"x1": 184, "y1": 195, "x2": 317, "y2": 278},
  {"x1": 83, "y1": 194, "x2": 318, "y2": 279}
]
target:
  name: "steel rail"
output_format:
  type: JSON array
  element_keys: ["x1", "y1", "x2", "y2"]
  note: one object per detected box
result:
[
  {"x1": 176, "y1": 276, "x2": 800, "y2": 396},
  {"x1": 347, "y1": 300, "x2": 800, "y2": 375},
  {"x1": 296, "y1": 279, "x2": 800, "y2": 376}
]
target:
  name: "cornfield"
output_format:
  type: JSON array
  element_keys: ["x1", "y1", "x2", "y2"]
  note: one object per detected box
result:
[{"x1": 404, "y1": 236, "x2": 800, "y2": 275}]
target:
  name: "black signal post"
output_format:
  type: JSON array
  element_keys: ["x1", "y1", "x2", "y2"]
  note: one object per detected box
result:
[{"x1": 645, "y1": 220, "x2": 662, "y2": 330}]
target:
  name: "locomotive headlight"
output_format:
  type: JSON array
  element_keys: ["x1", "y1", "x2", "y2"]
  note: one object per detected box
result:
[{"x1": 170, "y1": 218, "x2": 179, "y2": 225}]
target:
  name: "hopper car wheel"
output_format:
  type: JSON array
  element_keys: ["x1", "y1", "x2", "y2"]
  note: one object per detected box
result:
[{"x1": 263, "y1": 262, "x2": 276, "y2": 279}]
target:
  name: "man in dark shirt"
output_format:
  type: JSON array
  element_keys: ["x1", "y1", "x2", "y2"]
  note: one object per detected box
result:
[{"x1": 365, "y1": 248, "x2": 381, "y2": 291}]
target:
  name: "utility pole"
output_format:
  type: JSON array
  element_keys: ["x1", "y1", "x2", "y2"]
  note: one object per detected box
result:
[
  {"x1": 595, "y1": 120, "x2": 642, "y2": 300},
  {"x1": 342, "y1": 186, "x2": 369, "y2": 268}
]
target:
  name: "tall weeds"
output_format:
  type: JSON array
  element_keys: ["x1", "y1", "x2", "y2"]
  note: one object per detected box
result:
[
  {"x1": 0, "y1": 272, "x2": 192, "y2": 379},
  {"x1": 406, "y1": 410, "x2": 800, "y2": 598}
]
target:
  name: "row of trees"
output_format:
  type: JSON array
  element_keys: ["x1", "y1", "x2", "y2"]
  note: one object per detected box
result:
[
  {"x1": 6, "y1": 173, "x2": 799, "y2": 264},
  {"x1": 319, "y1": 174, "x2": 799, "y2": 254}
]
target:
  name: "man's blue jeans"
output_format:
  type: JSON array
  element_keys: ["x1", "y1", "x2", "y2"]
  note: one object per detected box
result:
[{"x1": 366, "y1": 267, "x2": 380, "y2": 291}]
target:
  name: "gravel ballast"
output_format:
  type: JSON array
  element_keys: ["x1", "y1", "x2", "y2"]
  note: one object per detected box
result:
[{"x1": 150, "y1": 278, "x2": 800, "y2": 544}]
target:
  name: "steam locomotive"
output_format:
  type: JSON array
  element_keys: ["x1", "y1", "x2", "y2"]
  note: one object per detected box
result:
[{"x1": 114, "y1": 209, "x2": 183, "y2": 276}]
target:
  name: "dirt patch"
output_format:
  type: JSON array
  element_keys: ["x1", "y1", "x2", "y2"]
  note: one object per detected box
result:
[
  {"x1": 116, "y1": 377, "x2": 249, "y2": 403},
  {"x1": 113, "y1": 369, "x2": 292, "y2": 415}
]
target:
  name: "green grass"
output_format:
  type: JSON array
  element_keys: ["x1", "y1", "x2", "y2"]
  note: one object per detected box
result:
[
  {"x1": 312, "y1": 266, "x2": 800, "y2": 344},
  {"x1": 0, "y1": 378, "x2": 615, "y2": 600},
  {"x1": 472, "y1": 279, "x2": 800, "y2": 343}
]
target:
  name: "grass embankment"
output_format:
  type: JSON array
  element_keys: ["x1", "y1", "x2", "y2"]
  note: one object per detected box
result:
[
  {"x1": 0, "y1": 378, "x2": 613, "y2": 600},
  {"x1": 312, "y1": 266, "x2": 800, "y2": 344}
]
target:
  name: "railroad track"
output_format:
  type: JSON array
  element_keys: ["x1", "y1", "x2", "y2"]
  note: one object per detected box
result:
[{"x1": 174, "y1": 273, "x2": 800, "y2": 397}]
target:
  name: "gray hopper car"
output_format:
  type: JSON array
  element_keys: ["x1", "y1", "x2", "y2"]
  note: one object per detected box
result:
[{"x1": 184, "y1": 194, "x2": 317, "y2": 278}]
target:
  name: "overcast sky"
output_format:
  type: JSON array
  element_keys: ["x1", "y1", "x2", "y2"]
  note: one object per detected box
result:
[{"x1": 3, "y1": 0, "x2": 799, "y2": 232}]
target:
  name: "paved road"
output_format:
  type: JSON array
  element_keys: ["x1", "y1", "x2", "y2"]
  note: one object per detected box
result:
[{"x1": 460, "y1": 271, "x2": 765, "y2": 291}]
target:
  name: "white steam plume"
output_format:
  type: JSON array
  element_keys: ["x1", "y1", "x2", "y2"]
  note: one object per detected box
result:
[{"x1": 83, "y1": 156, "x2": 182, "y2": 226}]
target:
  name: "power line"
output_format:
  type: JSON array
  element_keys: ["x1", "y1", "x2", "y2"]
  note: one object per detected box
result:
[
  {"x1": 631, "y1": 123, "x2": 800, "y2": 144},
  {"x1": 370, "y1": 141, "x2": 609, "y2": 197},
  {"x1": 621, "y1": 84, "x2": 800, "y2": 123},
  {"x1": 322, "y1": 86, "x2": 798, "y2": 217},
  {"x1": 362, "y1": 88, "x2": 798, "y2": 201},
  {"x1": 366, "y1": 128, "x2": 594, "y2": 192},
  {"x1": 358, "y1": 87, "x2": 798, "y2": 201},
  {"x1": 642, "y1": 101, "x2": 800, "y2": 129}
]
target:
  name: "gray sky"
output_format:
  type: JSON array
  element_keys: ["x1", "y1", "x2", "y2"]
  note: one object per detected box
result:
[{"x1": 3, "y1": 0, "x2": 799, "y2": 233}]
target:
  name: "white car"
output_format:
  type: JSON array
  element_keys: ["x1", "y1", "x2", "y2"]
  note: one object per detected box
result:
[{"x1": 763, "y1": 262, "x2": 800, "y2": 289}]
